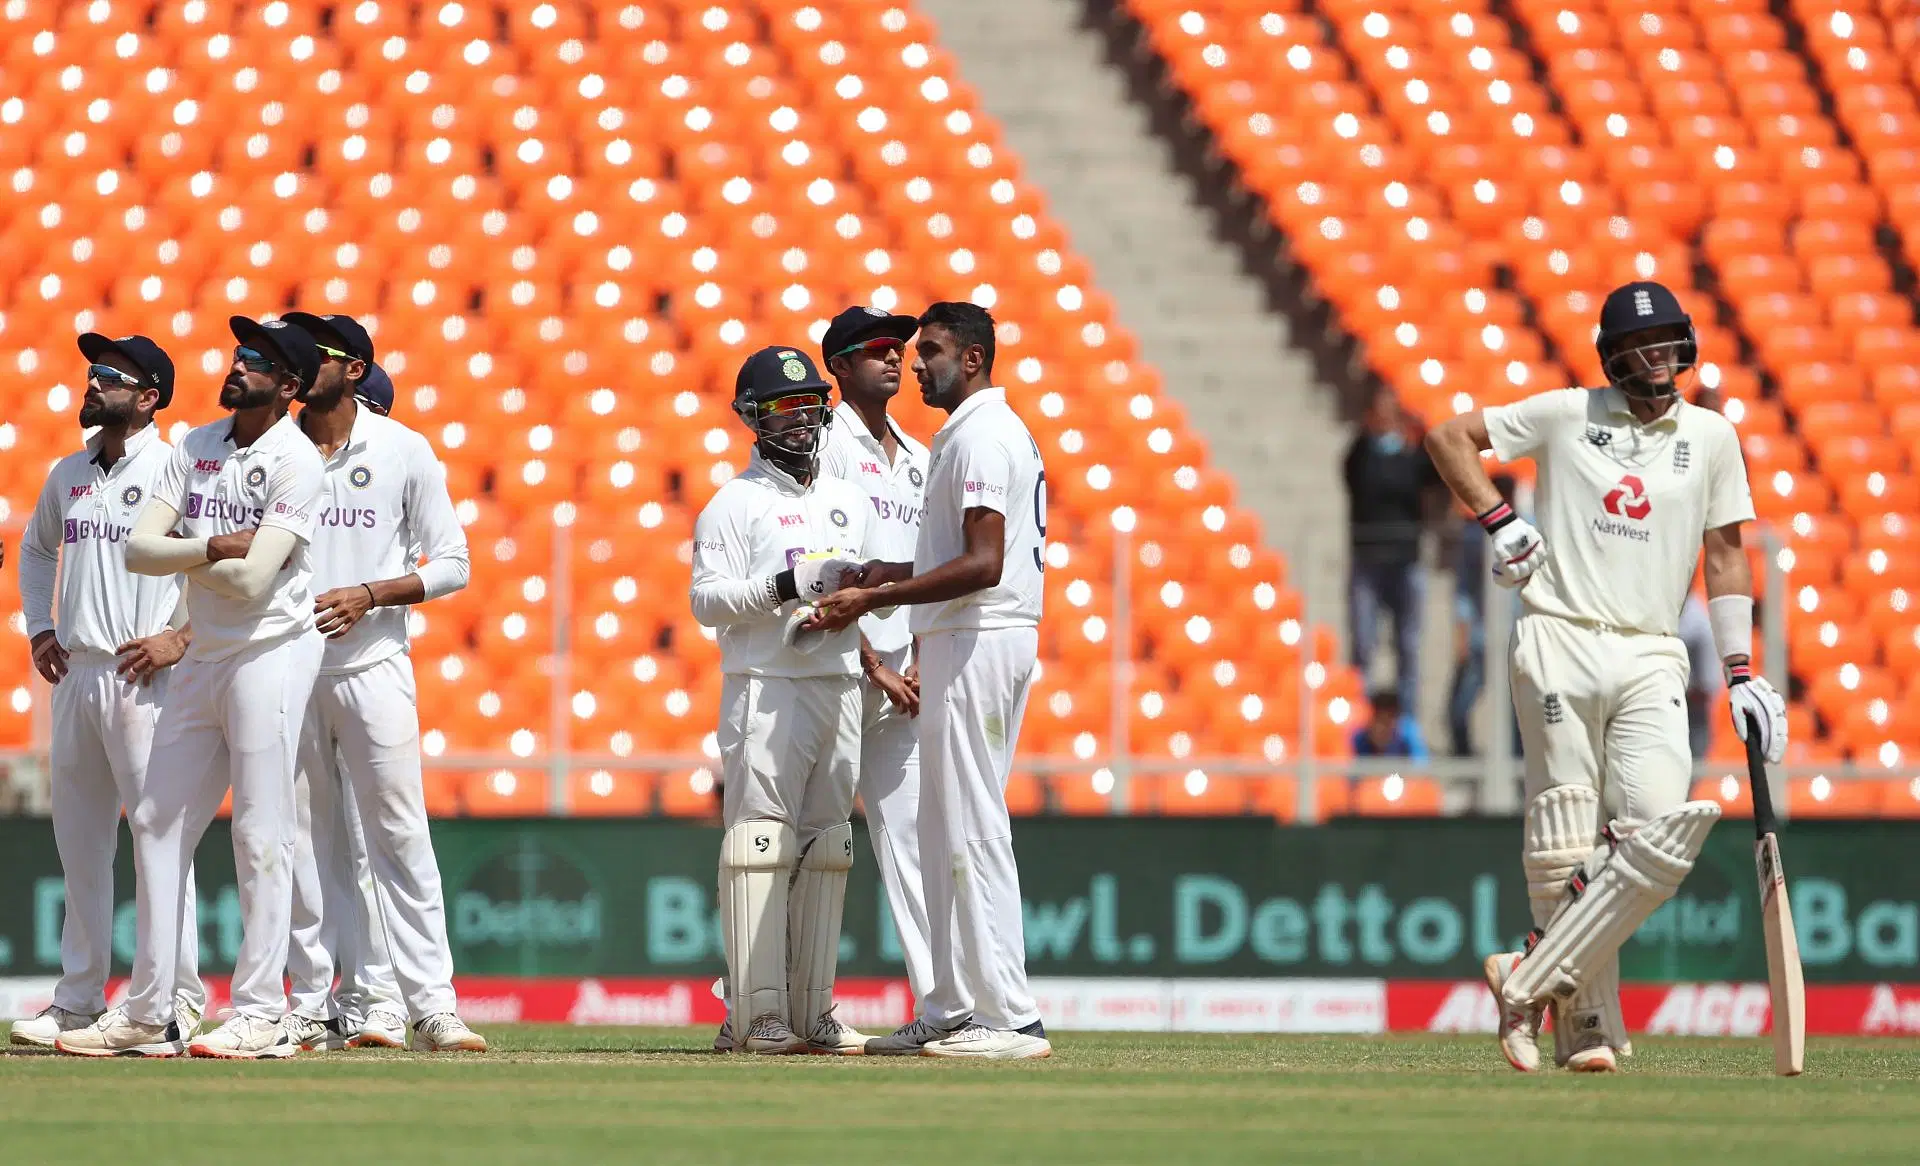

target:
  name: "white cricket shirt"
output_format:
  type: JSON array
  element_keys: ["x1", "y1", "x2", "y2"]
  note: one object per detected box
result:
[
  {"x1": 910, "y1": 387, "x2": 1047, "y2": 635},
  {"x1": 303, "y1": 404, "x2": 470, "y2": 675},
  {"x1": 18, "y1": 425, "x2": 183, "y2": 654},
  {"x1": 1484, "y1": 386, "x2": 1754, "y2": 637},
  {"x1": 148, "y1": 413, "x2": 326, "y2": 661},
  {"x1": 818, "y1": 401, "x2": 929, "y2": 654},
  {"x1": 690, "y1": 451, "x2": 877, "y2": 677}
]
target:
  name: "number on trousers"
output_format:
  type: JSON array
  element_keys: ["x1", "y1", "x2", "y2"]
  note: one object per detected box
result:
[{"x1": 1032, "y1": 470, "x2": 1048, "y2": 571}]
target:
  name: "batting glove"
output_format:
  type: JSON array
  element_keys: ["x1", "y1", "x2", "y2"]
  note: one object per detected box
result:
[
  {"x1": 791, "y1": 556, "x2": 862, "y2": 602},
  {"x1": 1479, "y1": 501, "x2": 1546, "y2": 589},
  {"x1": 1727, "y1": 663, "x2": 1788, "y2": 764}
]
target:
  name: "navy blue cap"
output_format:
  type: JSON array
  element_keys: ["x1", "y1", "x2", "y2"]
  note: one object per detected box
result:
[
  {"x1": 77, "y1": 332, "x2": 174, "y2": 409},
  {"x1": 735, "y1": 345, "x2": 831, "y2": 403},
  {"x1": 1598, "y1": 281, "x2": 1691, "y2": 344},
  {"x1": 230, "y1": 315, "x2": 322, "y2": 391},
  {"x1": 355, "y1": 361, "x2": 394, "y2": 415},
  {"x1": 282, "y1": 310, "x2": 375, "y2": 365},
  {"x1": 820, "y1": 305, "x2": 918, "y2": 368}
]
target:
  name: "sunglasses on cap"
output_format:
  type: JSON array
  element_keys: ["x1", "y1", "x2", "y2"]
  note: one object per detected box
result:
[
  {"x1": 831, "y1": 337, "x2": 904, "y2": 360},
  {"x1": 87, "y1": 363, "x2": 147, "y2": 389},
  {"x1": 315, "y1": 343, "x2": 353, "y2": 362},
  {"x1": 233, "y1": 345, "x2": 279, "y2": 373}
]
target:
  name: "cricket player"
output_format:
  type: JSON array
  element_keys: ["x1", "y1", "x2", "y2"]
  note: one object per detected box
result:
[
  {"x1": 691, "y1": 345, "x2": 874, "y2": 1054},
  {"x1": 58, "y1": 316, "x2": 328, "y2": 1059},
  {"x1": 808, "y1": 301, "x2": 1051, "y2": 1060},
  {"x1": 816, "y1": 305, "x2": 936, "y2": 1016},
  {"x1": 277, "y1": 311, "x2": 484, "y2": 1053},
  {"x1": 11, "y1": 334, "x2": 206, "y2": 1048},
  {"x1": 1423, "y1": 281, "x2": 1783, "y2": 1072}
]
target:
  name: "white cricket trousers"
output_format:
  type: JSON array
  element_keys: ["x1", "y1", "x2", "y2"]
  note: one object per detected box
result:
[
  {"x1": 289, "y1": 655, "x2": 456, "y2": 1021},
  {"x1": 917, "y1": 627, "x2": 1040, "y2": 1032},
  {"x1": 1510, "y1": 613, "x2": 1693, "y2": 826},
  {"x1": 717, "y1": 673, "x2": 861, "y2": 842},
  {"x1": 126, "y1": 631, "x2": 323, "y2": 1025},
  {"x1": 48, "y1": 652, "x2": 202, "y2": 1015},
  {"x1": 858, "y1": 643, "x2": 934, "y2": 1012}
]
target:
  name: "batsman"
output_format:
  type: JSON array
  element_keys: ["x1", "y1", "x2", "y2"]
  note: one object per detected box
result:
[{"x1": 1425, "y1": 281, "x2": 1785, "y2": 1072}]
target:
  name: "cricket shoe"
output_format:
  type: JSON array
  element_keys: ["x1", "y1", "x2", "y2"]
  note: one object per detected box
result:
[
  {"x1": 282, "y1": 1014, "x2": 351, "y2": 1051},
  {"x1": 713, "y1": 1017, "x2": 735, "y2": 1053},
  {"x1": 189, "y1": 1013, "x2": 298, "y2": 1060},
  {"x1": 921, "y1": 1020, "x2": 1052, "y2": 1061},
  {"x1": 347, "y1": 1005, "x2": 408, "y2": 1049},
  {"x1": 864, "y1": 1016, "x2": 968, "y2": 1057},
  {"x1": 55, "y1": 1007, "x2": 185, "y2": 1058},
  {"x1": 1483, "y1": 952, "x2": 1544, "y2": 1073},
  {"x1": 12, "y1": 1004, "x2": 102, "y2": 1048},
  {"x1": 803, "y1": 1006, "x2": 869, "y2": 1055},
  {"x1": 1566, "y1": 1044, "x2": 1619, "y2": 1073},
  {"x1": 410, "y1": 1013, "x2": 488, "y2": 1053},
  {"x1": 739, "y1": 1012, "x2": 807, "y2": 1055},
  {"x1": 174, "y1": 990, "x2": 205, "y2": 1040}
]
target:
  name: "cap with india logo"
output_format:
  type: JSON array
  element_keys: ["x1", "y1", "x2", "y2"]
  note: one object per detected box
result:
[
  {"x1": 820, "y1": 304, "x2": 920, "y2": 365},
  {"x1": 734, "y1": 344, "x2": 831, "y2": 402}
]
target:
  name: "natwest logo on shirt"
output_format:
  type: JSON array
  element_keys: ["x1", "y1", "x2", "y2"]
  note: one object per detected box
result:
[{"x1": 1602, "y1": 474, "x2": 1652, "y2": 520}]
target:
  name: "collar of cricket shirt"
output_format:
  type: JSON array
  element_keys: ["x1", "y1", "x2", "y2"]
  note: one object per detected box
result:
[
  {"x1": 87, "y1": 420, "x2": 160, "y2": 468},
  {"x1": 747, "y1": 448, "x2": 812, "y2": 496},
  {"x1": 936, "y1": 385, "x2": 1006, "y2": 436},
  {"x1": 834, "y1": 400, "x2": 924, "y2": 470},
  {"x1": 1600, "y1": 385, "x2": 1683, "y2": 431}
]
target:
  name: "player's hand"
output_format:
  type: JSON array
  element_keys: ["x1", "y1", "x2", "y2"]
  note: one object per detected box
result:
[
  {"x1": 1728, "y1": 667, "x2": 1788, "y2": 764},
  {"x1": 869, "y1": 663, "x2": 919, "y2": 716},
  {"x1": 115, "y1": 629, "x2": 186, "y2": 686},
  {"x1": 30, "y1": 630, "x2": 69, "y2": 685},
  {"x1": 806, "y1": 587, "x2": 875, "y2": 632},
  {"x1": 903, "y1": 661, "x2": 919, "y2": 700},
  {"x1": 314, "y1": 586, "x2": 376, "y2": 639},
  {"x1": 1489, "y1": 516, "x2": 1547, "y2": 588},
  {"x1": 792, "y1": 556, "x2": 861, "y2": 602},
  {"x1": 206, "y1": 529, "x2": 256, "y2": 562}
]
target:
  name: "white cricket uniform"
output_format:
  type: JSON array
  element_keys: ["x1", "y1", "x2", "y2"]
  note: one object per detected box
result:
[
  {"x1": 287, "y1": 406, "x2": 470, "y2": 1025},
  {"x1": 124, "y1": 414, "x2": 326, "y2": 1025},
  {"x1": 818, "y1": 402, "x2": 935, "y2": 1009},
  {"x1": 17, "y1": 425, "x2": 203, "y2": 1016},
  {"x1": 690, "y1": 452, "x2": 875, "y2": 845},
  {"x1": 1486, "y1": 387, "x2": 1755, "y2": 824},
  {"x1": 909, "y1": 387, "x2": 1046, "y2": 1032}
]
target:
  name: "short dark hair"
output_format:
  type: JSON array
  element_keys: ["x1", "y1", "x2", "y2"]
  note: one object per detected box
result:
[
  {"x1": 1369, "y1": 689, "x2": 1402, "y2": 718},
  {"x1": 917, "y1": 301, "x2": 995, "y2": 378}
]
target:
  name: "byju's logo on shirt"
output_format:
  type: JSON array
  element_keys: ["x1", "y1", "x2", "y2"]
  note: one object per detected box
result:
[
  {"x1": 64, "y1": 518, "x2": 130, "y2": 545},
  {"x1": 186, "y1": 494, "x2": 265, "y2": 525}
]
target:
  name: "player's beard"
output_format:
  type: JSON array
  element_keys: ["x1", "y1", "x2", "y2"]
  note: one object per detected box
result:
[
  {"x1": 220, "y1": 374, "x2": 278, "y2": 410},
  {"x1": 78, "y1": 394, "x2": 133, "y2": 429},
  {"x1": 919, "y1": 361, "x2": 962, "y2": 408}
]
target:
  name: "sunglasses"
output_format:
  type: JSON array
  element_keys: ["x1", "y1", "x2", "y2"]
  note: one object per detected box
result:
[
  {"x1": 762, "y1": 393, "x2": 826, "y2": 416},
  {"x1": 88, "y1": 363, "x2": 146, "y2": 389},
  {"x1": 234, "y1": 345, "x2": 279, "y2": 373},
  {"x1": 832, "y1": 337, "x2": 904, "y2": 360},
  {"x1": 316, "y1": 343, "x2": 353, "y2": 362}
]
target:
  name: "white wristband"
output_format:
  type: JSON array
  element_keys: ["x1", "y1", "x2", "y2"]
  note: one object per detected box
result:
[{"x1": 1707, "y1": 594, "x2": 1754, "y2": 665}]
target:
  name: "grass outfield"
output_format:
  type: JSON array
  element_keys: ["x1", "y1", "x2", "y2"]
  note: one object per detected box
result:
[{"x1": 5, "y1": 1029, "x2": 1920, "y2": 1164}]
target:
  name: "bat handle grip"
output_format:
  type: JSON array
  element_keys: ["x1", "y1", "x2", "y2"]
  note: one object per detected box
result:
[{"x1": 1745, "y1": 710, "x2": 1779, "y2": 837}]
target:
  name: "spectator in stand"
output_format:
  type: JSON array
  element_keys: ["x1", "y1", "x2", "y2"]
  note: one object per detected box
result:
[
  {"x1": 1448, "y1": 473, "x2": 1521, "y2": 757},
  {"x1": 1344, "y1": 389, "x2": 1439, "y2": 709},
  {"x1": 1352, "y1": 689, "x2": 1429, "y2": 760}
]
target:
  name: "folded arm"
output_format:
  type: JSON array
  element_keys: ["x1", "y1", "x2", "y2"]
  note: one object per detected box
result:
[{"x1": 126, "y1": 499, "x2": 210, "y2": 576}]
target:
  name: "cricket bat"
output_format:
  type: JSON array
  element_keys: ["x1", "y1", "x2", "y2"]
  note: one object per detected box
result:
[{"x1": 1745, "y1": 712, "x2": 1806, "y2": 1077}]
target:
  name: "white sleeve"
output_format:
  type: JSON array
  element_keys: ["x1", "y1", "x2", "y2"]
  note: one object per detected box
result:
[
  {"x1": 126, "y1": 497, "x2": 207, "y2": 575},
  {"x1": 689, "y1": 493, "x2": 781, "y2": 626},
  {"x1": 18, "y1": 470, "x2": 63, "y2": 639},
  {"x1": 952, "y1": 435, "x2": 1016, "y2": 517},
  {"x1": 1704, "y1": 418, "x2": 1757, "y2": 530},
  {"x1": 257, "y1": 450, "x2": 322, "y2": 542},
  {"x1": 402, "y1": 436, "x2": 470, "y2": 600},
  {"x1": 195, "y1": 525, "x2": 301, "y2": 601},
  {"x1": 1483, "y1": 388, "x2": 1585, "y2": 463}
]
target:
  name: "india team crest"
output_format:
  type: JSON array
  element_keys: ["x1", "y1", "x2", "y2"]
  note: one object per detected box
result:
[
  {"x1": 908, "y1": 466, "x2": 924, "y2": 488},
  {"x1": 120, "y1": 484, "x2": 143, "y2": 508},
  {"x1": 245, "y1": 466, "x2": 267, "y2": 489},
  {"x1": 782, "y1": 358, "x2": 807, "y2": 382},
  {"x1": 349, "y1": 465, "x2": 373, "y2": 489},
  {"x1": 830, "y1": 508, "x2": 849, "y2": 528}
]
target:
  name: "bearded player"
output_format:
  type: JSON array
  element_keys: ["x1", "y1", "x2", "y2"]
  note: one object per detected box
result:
[
  {"x1": 1424, "y1": 281, "x2": 1783, "y2": 1072},
  {"x1": 691, "y1": 346, "x2": 876, "y2": 1054}
]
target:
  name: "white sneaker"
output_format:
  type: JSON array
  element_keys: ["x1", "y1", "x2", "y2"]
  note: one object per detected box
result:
[
  {"x1": 12, "y1": 1004, "x2": 101, "y2": 1048},
  {"x1": 713, "y1": 1017, "x2": 735, "y2": 1053},
  {"x1": 189, "y1": 1013, "x2": 299, "y2": 1060},
  {"x1": 1484, "y1": 952, "x2": 1544, "y2": 1073},
  {"x1": 347, "y1": 1005, "x2": 407, "y2": 1049},
  {"x1": 174, "y1": 991, "x2": 205, "y2": 1040},
  {"x1": 802, "y1": 1006, "x2": 869, "y2": 1055},
  {"x1": 1566, "y1": 1044, "x2": 1619, "y2": 1073},
  {"x1": 921, "y1": 1020, "x2": 1052, "y2": 1060},
  {"x1": 282, "y1": 1014, "x2": 350, "y2": 1051},
  {"x1": 411, "y1": 1013, "x2": 488, "y2": 1052},
  {"x1": 740, "y1": 1011, "x2": 807, "y2": 1055},
  {"x1": 55, "y1": 1007, "x2": 185, "y2": 1058},
  {"x1": 864, "y1": 1016, "x2": 968, "y2": 1057}
]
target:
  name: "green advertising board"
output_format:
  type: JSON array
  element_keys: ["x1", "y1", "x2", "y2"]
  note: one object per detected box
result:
[{"x1": 0, "y1": 817, "x2": 1914, "y2": 982}]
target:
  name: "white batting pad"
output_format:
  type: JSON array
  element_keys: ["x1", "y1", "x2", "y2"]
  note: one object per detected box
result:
[
  {"x1": 787, "y1": 822, "x2": 855, "y2": 1035},
  {"x1": 720, "y1": 819, "x2": 797, "y2": 1029},
  {"x1": 1523, "y1": 785, "x2": 1601, "y2": 929},
  {"x1": 1502, "y1": 800, "x2": 1722, "y2": 1009}
]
